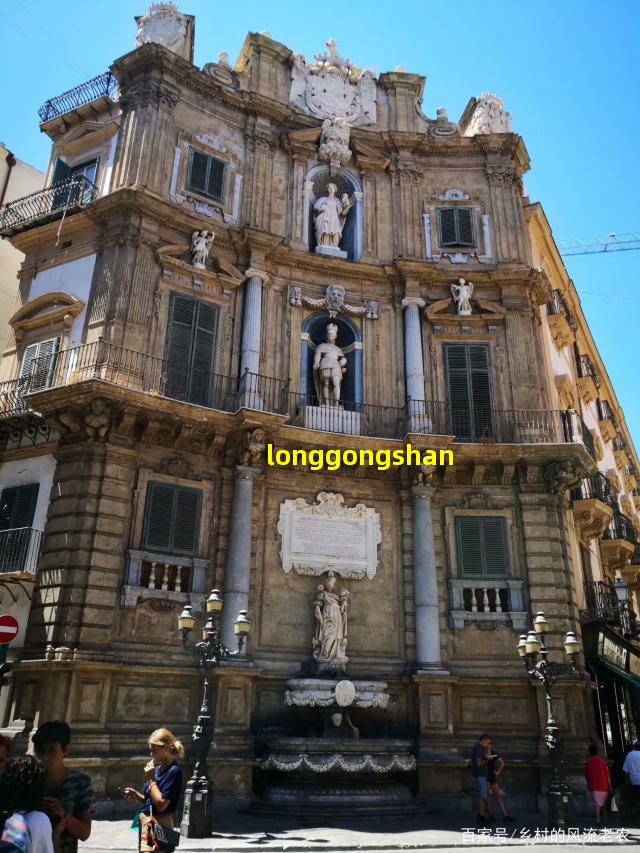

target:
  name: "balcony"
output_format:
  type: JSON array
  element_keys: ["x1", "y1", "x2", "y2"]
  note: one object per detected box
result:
[
  {"x1": 576, "y1": 354, "x2": 599, "y2": 404},
  {"x1": 596, "y1": 399, "x2": 617, "y2": 443},
  {"x1": 0, "y1": 176, "x2": 98, "y2": 237},
  {"x1": 0, "y1": 378, "x2": 51, "y2": 449},
  {"x1": 546, "y1": 290, "x2": 576, "y2": 351},
  {"x1": 38, "y1": 71, "x2": 118, "y2": 125},
  {"x1": 17, "y1": 340, "x2": 599, "y2": 455},
  {"x1": 624, "y1": 466, "x2": 638, "y2": 493},
  {"x1": 570, "y1": 473, "x2": 615, "y2": 540},
  {"x1": 121, "y1": 549, "x2": 208, "y2": 610},
  {"x1": 581, "y1": 580, "x2": 639, "y2": 639},
  {"x1": 0, "y1": 527, "x2": 43, "y2": 577},
  {"x1": 601, "y1": 509, "x2": 637, "y2": 569},
  {"x1": 449, "y1": 578, "x2": 526, "y2": 630},
  {"x1": 633, "y1": 490, "x2": 640, "y2": 513}
]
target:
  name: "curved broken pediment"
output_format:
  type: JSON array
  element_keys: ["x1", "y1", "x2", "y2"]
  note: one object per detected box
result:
[{"x1": 9, "y1": 291, "x2": 84, "y2": 337}]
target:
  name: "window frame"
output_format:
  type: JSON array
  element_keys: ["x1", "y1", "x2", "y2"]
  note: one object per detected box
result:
[
  {"x1": 185, "y1": 146, "x2": 227, "y2": 203},
  {"x1": 18, "y1": 336, "x2": 60, "y2": 392},
  {"x1": 437, "y1": 206, "x2": 476, "y2": 249},
  {"x1": 141, "y1": 480, "x2": 203, "y2": 558},
  {"x1": 455, "y1": 515, "x2": 509, "y2": 579}
]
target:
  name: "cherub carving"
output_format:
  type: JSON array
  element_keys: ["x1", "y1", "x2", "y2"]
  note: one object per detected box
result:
[
  {"x1": 239, "y1": 428, "x2": 267, "y2": 467},
  {"x1": 85, "y1": 398, "x2": 112, "y2": 441}
]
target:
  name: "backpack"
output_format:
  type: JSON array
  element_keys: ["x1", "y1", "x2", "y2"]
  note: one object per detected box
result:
[{"x1": 0, "y1": 812, "x2": 31, "y2": 853}]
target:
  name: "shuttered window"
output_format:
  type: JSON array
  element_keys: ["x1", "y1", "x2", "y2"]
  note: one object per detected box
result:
[
  {"x1": 456, "y1": 516, "x2": 508, "y2": 578},
  {"x1": 0, "y1": 483, "x2": 39, "y2": 531},
  {"x1": 141, "y1": 481, "x2": 202, "y2": 556},
  {"x1": 164, "y1": 294, "x2": 218, "y2": 407},
  {"x1": 444, "y1": 343, "x2": 493, "y2": 441},
  {"x1": 437, "y1": 207, "x2": 475, "y2": 248},
  {"x1": 186, "y1": 148, "x2": 226, "y2": 202},
  {"x1": 19, "y1": 337, "x2": 60, "y2": 392}
]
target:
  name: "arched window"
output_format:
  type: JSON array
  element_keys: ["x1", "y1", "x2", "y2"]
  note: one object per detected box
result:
[{"x1": 306, "y1": 166, "x2": 362, "y2": 261}]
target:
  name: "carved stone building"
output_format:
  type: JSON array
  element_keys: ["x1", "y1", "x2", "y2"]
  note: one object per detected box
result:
[{"x1": 0, "y1": 3, "x2": 639, "y2": 813}]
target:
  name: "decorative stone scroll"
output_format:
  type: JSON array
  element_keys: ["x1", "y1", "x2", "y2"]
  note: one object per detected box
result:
[
  {"x1": 289, "y1": 284, "x2": 378, "y2": 319},
  {"x1": 277, "y1": 492, "x2": 381, "y2": 579},
  {"x1": 261, "y1": 753, "x2": 415, "y2": 773}
]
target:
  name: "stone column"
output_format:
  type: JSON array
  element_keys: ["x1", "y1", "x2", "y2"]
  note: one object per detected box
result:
[
  {"x1": 412, "y1": 484, "x2": 447, "y2": 673},
  {"x1": 221, "y1": 466, "x2": 259, "y2": 651},
  {"x1": 239, "y1": 269, "x2": 269, "y2": 409},
  {"x1": 402, "y1": 297, "x2": 427, "y2": 432}
]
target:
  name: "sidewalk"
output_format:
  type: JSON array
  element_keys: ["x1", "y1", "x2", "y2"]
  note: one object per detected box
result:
[{"x1": 81, "y1": 811, "x2": 640, "y2": 851}]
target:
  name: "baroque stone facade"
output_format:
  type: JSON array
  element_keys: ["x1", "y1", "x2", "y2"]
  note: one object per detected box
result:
[{"x1": 0, "y1": 5, "x2": 639, "y2": 815}]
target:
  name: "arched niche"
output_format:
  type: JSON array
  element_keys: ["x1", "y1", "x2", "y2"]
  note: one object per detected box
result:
[
  {"x1": 300, "y1": 312, "x2": 362, "y2": 407},
  {"x1": 306, "y1": 165, "x2": 363, "y2": 261}
]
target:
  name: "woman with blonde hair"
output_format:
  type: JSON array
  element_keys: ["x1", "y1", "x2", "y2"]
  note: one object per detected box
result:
[{"x1": 123, "y1": 728, "x2": 184, "y2": 851}]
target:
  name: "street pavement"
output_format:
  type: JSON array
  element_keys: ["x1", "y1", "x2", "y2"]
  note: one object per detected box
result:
[{"x1": 80, "y1": 811, "x2": 640, "y2": 851}]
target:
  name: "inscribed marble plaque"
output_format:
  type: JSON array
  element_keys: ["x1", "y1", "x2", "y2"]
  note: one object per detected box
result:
[{"x1": 277, "y1": 491, "x2": 381, "y2": 579}]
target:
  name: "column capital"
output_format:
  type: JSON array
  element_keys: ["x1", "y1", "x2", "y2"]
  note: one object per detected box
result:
[
  {"x1": 402, "y1": 296, "x2": 425, "y2": 309},
  {"x1": 235, "y1": 464, "x2": 261, "y2": 481},
  {"x1": 245, "y1": 268, "x2": 270, "y2": 285},
  {"x1": 411, "y1": 484, "x2": 435, "y2": 500}
]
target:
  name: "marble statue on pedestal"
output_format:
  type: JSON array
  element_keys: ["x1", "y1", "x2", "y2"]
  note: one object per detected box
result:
[
  {"x1": 313, "y1": 183, "x2": 351, "y2": 250},
  {"x1": 451, "y1": 278, "x2": 474, "y2": 315},
  {"x1": 313, "y1": 572, "x2": 349, "y2": 675},
  {"x1": 191, "y1": 230, "x2": 214, "y2": 269},
  {"x1": 313, "y1": 323, "x2": 347, "y2": 405}
]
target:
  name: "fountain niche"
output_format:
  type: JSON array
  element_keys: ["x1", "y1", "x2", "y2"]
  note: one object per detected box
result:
[{"x1": 257, "y1": 573, "x2": 416, "y2": 815}]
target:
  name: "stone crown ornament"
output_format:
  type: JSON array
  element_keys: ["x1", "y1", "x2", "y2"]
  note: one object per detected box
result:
[
  {"x1": 135, "y1": 3, "x2": 188, "y2": 56},
  {"x1": 463, "y1": 92, "x2": 512, "y2": 136}
]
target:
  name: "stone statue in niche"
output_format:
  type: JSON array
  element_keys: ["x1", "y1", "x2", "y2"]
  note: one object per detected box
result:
[
  {"x1": 451, "y1": 278, "x2": 474, "y2": 315},
  {"x1": 313, "y1": 183, "x2": 351, "y2": 255},
  {"x1": 313, "y1": 323, "x2": 347, "y2": 405},
  {"x1": 191, "y1": 230, "x2": 215, "y2": 269},
  {"x1": 313, "y1": 571, "x2": 349, "y2": 675}
]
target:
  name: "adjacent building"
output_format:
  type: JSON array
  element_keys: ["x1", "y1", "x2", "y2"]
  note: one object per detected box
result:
[{"x1": 0, "y1": 3, "x2": 638, "y2": 813}]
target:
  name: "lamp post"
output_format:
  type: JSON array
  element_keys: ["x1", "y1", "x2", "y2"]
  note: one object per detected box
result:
[
  {"x1": 178, "y1": 590, "x2": 251, "y2": 838},
  {"x1": 516, "y1": 611, "x2": 581, "y2": 829}
]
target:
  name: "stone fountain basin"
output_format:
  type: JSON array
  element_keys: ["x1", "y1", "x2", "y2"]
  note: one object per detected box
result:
[
  {"x1": 261, "y1": 737, "x2": 416, "y2": 774},
  {"x1": 284, "y1": 677, "x2": 389, "y2": 710}
]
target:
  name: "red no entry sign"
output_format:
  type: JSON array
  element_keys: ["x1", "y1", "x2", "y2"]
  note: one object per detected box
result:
[{"x1": 0, "y1": 614, "x2": 19, "y2": 645}]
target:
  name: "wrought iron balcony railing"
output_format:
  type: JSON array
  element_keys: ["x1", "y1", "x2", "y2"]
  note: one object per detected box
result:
[
  {"x1": 15, "y1": 341, "x2": 601, "y2": 453},
  {"x1": 0, "y1": 527, "x2": 43, "y2": 575},
  {"x1": 38, "y1": 71, "x2": 119, "y2": 124},
  {"x1": 603, "y1": 509, "x2": 637, "y2": 545},
  {"x1": 0, "y1": 176, "x2": 98, "y2": 235},
  {"x1": 577, "y1": 353, "x2": 598, "y2": 382},
  {"x1": 581, "y1": 580, "x2": 639, "y2": 638},
  {"x1": 612, "y1": 434, "x2": 626, "y2": 452},
  {"x1": 596, "y1": 398, "x2": 615, "y2": 424},
  {"x1": 547, "y1": 289, "x2": 576, "y2": 328},
  {"x1": 571, "y1": 472, "x2": 617, "y2": 507}
]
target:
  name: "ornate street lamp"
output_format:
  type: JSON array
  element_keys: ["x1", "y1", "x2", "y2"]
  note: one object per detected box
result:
[
  {"x1": 516, "y1": 611, "x2": 582, "y2": 829},
  {"x1": 178, "y1": 590, "x2": 251, "y2": 838}
]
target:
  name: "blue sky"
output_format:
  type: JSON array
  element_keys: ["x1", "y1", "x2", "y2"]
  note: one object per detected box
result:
[{"x1": 2, "y1": 0, "x2": 639, "y2": 444}]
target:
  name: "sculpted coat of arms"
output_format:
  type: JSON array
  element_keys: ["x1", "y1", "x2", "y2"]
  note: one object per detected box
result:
[
  {"x1": 290, "y1": 39, "x2": 377, "y2": 126},
  {"x1": 135, "y1": 3, "x2": 187, "y2": 53}
]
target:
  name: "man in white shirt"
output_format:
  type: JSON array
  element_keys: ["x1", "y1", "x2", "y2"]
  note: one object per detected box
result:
[{"x1": 622, "y1": 741, "x2": 640, "y2": 816}]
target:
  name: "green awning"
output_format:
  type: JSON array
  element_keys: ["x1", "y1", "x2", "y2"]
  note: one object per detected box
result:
[{"x1": 592, "y1": 659, "x2": 640, "y2": 690}]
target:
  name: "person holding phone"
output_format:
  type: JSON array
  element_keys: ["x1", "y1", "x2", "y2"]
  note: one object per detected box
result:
[
  {"x1": 123, "y1": 728, "x2": 184, "y2": 853},
  {"x1": 470, "y1": 733, "x2": 496, "y2": 827}
]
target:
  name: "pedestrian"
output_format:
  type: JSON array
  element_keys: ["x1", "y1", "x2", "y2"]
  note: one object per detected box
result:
[
  {"x1": 0, "y1": 733, "x2": 12, "y2": 771},
  {"x1": 622, "y1": 740, "x2": 640, "y2": 816},
  {"x1": 584, "y1": 744, "x2": 612, "y2": 826},
  {"x1": 485, "y1": 738, "x2": 514, "y2": 823},
  {"x1": 470, "y1": 732, "x2": 497, "y2": 827},
  {"x1": 0, "y1": 754, "x2": 60, "y2": 852},
  {"x1": 123, "y1": 728, "x2": 184, "y2": 852},
  {"x1": 33, "y1": 720, "x2": 94, "y2": 853}
]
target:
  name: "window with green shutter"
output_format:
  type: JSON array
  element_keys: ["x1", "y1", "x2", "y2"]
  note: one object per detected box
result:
[
  {"x1": 19, "y1": 338, "x2": 60, "y2": 392},
  {"x1": 186, "y1": 148, "x2": 226, "y2": 202},
  {"x1": 141, "y1": 481, "x2": 202, "y2": 557},
  {"x1": 456, "y1": 516, "x2": 508, "y2": 578},
  {"x1": 163, "y1": 294, "x2": 219, "y2": 407},
  {"x1": 444, "y1": 343, "x2": 493, "y2": 441},
  {"x1": 0, "y1": 483, "x2": 39, "y2": 531},
  {"x1": 437, "y1": 207, "x2": 475, "y2": 248}
]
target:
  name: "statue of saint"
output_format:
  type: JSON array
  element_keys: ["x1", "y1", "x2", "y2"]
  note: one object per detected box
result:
[
  {"x1": 451, "y1": 278, "x2": 474, "y2": 315},
  {"x1": 191, "y1": 230, "x2": 215, "y2": 269},
  {"x1": 313, "y1": 572, "x2": 349, "y2": 675},
  {"x1": 313, "y1": 183, "x2": 351, "y2": 248},
  {"x1": 313, "y1": 323, "x2": 347, "y2": 405}
]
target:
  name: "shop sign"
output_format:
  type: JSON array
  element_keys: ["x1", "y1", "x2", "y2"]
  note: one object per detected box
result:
[{"x1": 598, "y1": 631, "x2": 628, "y2": 671}]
